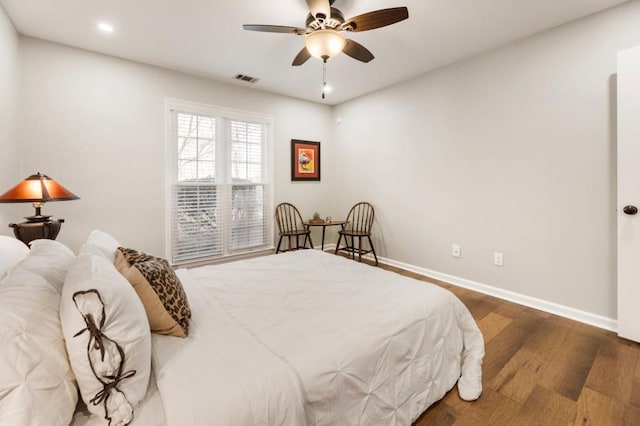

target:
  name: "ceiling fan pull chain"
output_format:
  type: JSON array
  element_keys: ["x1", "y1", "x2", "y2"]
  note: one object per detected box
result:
[{"x1": 322, "y1": 58, "x2": 327, "y2": 99}]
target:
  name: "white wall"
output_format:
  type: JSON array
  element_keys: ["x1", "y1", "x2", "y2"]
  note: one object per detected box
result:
[
  {"x1": 0, "y1": 4, "x2": 21, "y2": 234},
  {"x1": 19, "y1": 37, "x2": 333, "y2": 254},
  {"x1": 332, "y1": 1, "x2": 640, "y2": 320}
]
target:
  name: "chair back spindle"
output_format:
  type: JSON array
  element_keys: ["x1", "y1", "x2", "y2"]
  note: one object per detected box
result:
[{"x1": 347, "y1": 202, "x2": 374, "y2": 233}]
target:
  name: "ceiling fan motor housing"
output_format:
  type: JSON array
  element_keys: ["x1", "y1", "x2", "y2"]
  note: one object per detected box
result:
[{"x1": 306, "y1": 8, "x2": 345, "y2": 31}]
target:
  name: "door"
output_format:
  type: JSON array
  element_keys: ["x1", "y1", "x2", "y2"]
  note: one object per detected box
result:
[{"x1": 617, "y1": 46, "x2": 640, "y2": 342}]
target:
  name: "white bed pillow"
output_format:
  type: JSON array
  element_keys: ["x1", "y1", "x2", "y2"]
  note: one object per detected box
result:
[
  {"x1": 0, "y1": 235, "x2": 29, "y2": 281},
  {"x1": 61, "y1": 248, "x2": 151, "y2": 425},
  {"x1": 0, "y1": 241, "x2": 78, "y2": 426},
  {"x1": 84, "y1": 229, "x2": 121, "y2": 263},
  {"x1": 18, "y1": 239, "x2": 77, "y2": 292}
]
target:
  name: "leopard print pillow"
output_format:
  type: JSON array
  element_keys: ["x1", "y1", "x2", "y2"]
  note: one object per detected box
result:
[
  {"x1": 115, "y1": 247, "x2": 191, "y2": 337},
  {"x1": 116, "y1": 247, "x2": 156, "y2": 266}
]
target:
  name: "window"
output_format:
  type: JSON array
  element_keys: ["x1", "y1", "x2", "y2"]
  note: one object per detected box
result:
[{"x1": 166, "y1": 99, "x2": 273, "y2": 264}]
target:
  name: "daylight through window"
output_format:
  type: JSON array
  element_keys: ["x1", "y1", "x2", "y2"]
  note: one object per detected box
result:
[{"x1": 167, "y1": 99, "x2": 273, "y2": 264}]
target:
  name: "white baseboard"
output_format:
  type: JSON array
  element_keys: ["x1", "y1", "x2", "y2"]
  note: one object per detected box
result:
[
  {"x1": 381, "y1": 256, "x2": 617, "y2": 332},
  {"x1": 324, "y1": 245, "x2": 617, "y2": 333}
]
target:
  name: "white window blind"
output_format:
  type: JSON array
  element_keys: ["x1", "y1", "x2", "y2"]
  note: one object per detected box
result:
[{"x1": 167, "y1": 99, "x2": 273, "y2": 264}]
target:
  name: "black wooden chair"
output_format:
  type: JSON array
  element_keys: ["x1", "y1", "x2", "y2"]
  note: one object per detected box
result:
[
  {"x1": 334, "y1": 202, "x2": 378, "y2": 265},
  {"x1": 275, "y1": 202, "x2": 314, "y2": 253}
]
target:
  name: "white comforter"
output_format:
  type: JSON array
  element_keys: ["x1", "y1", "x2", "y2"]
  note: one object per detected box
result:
[
  {"x1": 151, "y1": 276, "x2": 307, "y2": 425},
  {"x1": 156, "y1": 250, "x2": 484, "y2": 425}
]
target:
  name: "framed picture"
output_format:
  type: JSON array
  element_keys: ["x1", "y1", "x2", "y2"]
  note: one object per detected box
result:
[{"x1": 291, "y1": 139, "x2": 320, "y2": 181}]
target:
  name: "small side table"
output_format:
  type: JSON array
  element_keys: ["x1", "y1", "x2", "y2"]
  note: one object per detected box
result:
[
  {"x1": 9, "y1": 219, "x2": 65, "y2": 246},
  {"x1": 303, "y1": 220, "x2": 347, "y2": 251}
]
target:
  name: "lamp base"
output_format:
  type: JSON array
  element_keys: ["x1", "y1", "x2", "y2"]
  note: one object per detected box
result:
[
  {"x1": 9, "y1": 219, "x2": 65, "y2": 246},
  {"x1": 24, "y1": 214, "x2": 53, "y2": 222}
]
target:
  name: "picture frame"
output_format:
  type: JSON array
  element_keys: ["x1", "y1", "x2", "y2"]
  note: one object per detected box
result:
[{"x1": 291, "y1": 139, "x2": 320, "y2": 181}]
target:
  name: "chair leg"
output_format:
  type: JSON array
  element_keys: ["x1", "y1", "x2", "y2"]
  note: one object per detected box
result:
[
  {"x1": 276, "y1": 235, "x2": 284, "y2": 253},
  {"x1": 350, "y1": 236, "x2": 355, "y2": 259},
  {"x1": 307, "y1": 233, "x2": 314, "y2": 249},
  {"x1": 334, "y1": 234, "x2": 343, "y2": 255},
  {"x1": 358, "y1": 236, "x2": 363, "y2": 262},
  {"x1": 368, "y1": 235, "x2": 378, "y2": 265}
]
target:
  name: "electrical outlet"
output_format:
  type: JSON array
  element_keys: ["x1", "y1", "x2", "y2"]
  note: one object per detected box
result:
[
  {"x1": 494, "y1": 252, "x2": 504, "y2": 267},
  {"x1": 452, "y1": 244, "x2": 461, "y2": 258}
]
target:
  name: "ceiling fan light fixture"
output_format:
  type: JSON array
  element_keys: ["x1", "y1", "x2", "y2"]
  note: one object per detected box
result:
[{"x1": 305, "y1": 29, "x2": 346, "y2": 60}]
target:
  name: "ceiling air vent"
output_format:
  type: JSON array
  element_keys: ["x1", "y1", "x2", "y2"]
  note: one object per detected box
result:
[{"x1": 234, "y1": 74, "x2": 259, "y2": 84}]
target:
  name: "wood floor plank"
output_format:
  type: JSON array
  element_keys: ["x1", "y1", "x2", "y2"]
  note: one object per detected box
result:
[
  {"x1": 452, "y1": 388, "x2": 522, "y2": 426},
  {"x1": 440, "y1": 391, "x2": 473, "y2": 418},
  {"x1": 465, "y1": 297, "x2": 501, "y2": 322},
  {"x1": 483, "y1": 313, "x2": 541, "y2": 382},
  {"x1": 413, "y1": 398, "x2": 457, "y2": 425},
  {"x1": 493, "y1": 299, "x2": 550, "y2": 321},
  {"x1": 523, "y1": 316, "x2": 572, "y2": 364},
  {"x1": 537, "y1": 328, "x2": 603, "y2": 401},
  {"x1": 491, "y1": 347, "x2": 547, "y2": 404},
  {"x1": 574, "y1": 387, "x2": 627, "y2": 425},
  {"x1": 476, "y1": 312, "x2": 512, "y2": 344},
  {"x1": 514, "y1": 385, "x2": 576, "y2": 425},
  {"x1": 584, "y1": 335, "x2": 638, "y2": 403},
  {"x1": 630, "y1": 379, "x2": 640, "y2": 409},
  {"x1": 624, "y1": 405, "x2": 640, "y2": 425}
]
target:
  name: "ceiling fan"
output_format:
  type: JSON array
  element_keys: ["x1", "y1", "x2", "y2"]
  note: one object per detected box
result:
[{"x1": 243, "y1": 0, "x2": 409, "y2": 66}]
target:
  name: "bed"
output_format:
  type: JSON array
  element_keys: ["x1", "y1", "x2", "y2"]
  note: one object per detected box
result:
[{"x1": 0, "y1": 232, "x2": 484, "y2": 426}]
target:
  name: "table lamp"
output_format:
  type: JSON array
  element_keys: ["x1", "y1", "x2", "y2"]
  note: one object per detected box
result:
[{"x1": 0, "y1": 172, "x2": 80, "y2": 245}]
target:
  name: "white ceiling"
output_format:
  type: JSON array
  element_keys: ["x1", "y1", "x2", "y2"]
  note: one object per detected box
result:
[{"x1": 1, "y1": 0, "x2": 629, "y2": 105}]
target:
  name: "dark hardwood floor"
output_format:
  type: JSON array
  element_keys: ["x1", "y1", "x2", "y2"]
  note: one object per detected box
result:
[{"x1": 367, "y1": 260, "x2": 640, "y2": 425}]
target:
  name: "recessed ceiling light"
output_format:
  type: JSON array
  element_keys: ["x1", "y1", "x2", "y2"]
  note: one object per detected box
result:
[
  {"x1": 98, "y1": 22, "x2": 114, "y2": 33},
  {"x1": 323, "y1": 85, "x2": 333, "y2": 93}
]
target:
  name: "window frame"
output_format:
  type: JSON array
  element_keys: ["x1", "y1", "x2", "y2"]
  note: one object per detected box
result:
[{"x1": 165, "y1": 98, "x2": 274, "y2": 266}]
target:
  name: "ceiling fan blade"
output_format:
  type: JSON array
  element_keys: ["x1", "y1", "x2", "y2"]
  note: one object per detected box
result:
[
  {"x1": 343, "y1": 39, "x2": 374, "y2": 63},
  {"x1": 306, "y1": 0, "x2": 331, "y2": 20},
  {"x1": 243, "y1": 24, "x2": 305, "y2": 35},
  {"x1": 342, "y1": 7, "x2": 409, "y2": 32},
  {"x1": 292, "y1": 47, "x2": 312, "y2": 66}
]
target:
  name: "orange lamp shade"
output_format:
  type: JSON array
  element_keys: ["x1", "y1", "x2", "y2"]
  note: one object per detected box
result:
[{"x1": 0, "y1": 173, "x2": 79, "y2": 203}]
